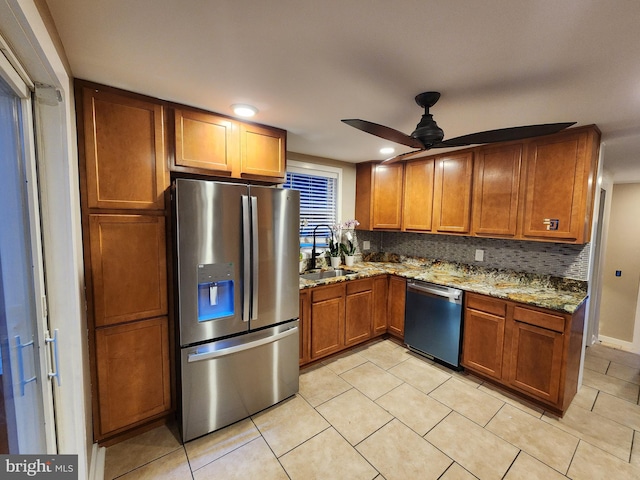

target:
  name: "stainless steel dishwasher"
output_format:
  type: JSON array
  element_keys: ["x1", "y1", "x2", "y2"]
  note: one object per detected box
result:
[{"x1": 404, "y1": 280, "x2": 464, "y2": 370}]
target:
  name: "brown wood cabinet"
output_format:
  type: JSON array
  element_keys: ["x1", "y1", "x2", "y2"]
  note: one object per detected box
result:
[
  {"x1": 387, "y1": 276, "x2": 406, "y2": 339},
  {"x1": 461, "y1": 294, "x2": 506, "y2": 380},
  {"x1": 88, "y1": 214, "x2": 167, "y2": 327},
  {"x1": 402, "y1": 158, "x2": 435, "y2": 231},
  {"x1": 521, "y1": 127, "x2": 599, "y2": 243},
  {"x1": 461, "y1": 292, "x2": 585, "y2": 415},
  {"x1": 299, "y1": 290, "x2": 311, "y2": 366},
  {"x1": 171, "y1": 106, "x2": 286, "y2": 181},
  {"x1": 239, "y1": 122, "x2": 286, "y2": 179},
  {"x1": 80, "y1": 86, "x2": 167, "y2": 210},
  {"x1": 76, "y1": 80, "x2": 173, "y2": 444},
  {"x1": 95, "y1": 317, "x2": 171, "y2": 434},
  {"x1": 355, "y1": 162, "x2": 404, "y2": 230},
  {"x1": 309, "y1": 284, "x2": 346, "y2": 359},
  {"x1": 372, "y1": 276, "x2": 389, "y2": 335},
  {"x1": 433, "y1": 151, "x2": 473, "y2": 234},
  {"x1": 173, "y1": 108, "x2": 237, "y2": 176},
  {"x1": 472, "y1": 144, "x2": 522, "y2": 237},
  {"x1": 345, "y1": 279, "x2": 374, "y2": 346},
  {"x1": 354, "y1": 126, "x2": 600, "y2": 244},
  {"x1": 301, "y1": 276, "x2": 392, "y2": 365}
]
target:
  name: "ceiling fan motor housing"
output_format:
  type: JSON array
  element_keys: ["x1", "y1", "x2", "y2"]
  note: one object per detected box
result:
[{"x1": 411, "y1": 114, "x2": 444, "y2": 148}]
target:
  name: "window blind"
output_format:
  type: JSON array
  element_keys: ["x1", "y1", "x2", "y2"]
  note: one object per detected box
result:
[{"x1": 283, "y1": 170, "x2": 337, "y2": 241}]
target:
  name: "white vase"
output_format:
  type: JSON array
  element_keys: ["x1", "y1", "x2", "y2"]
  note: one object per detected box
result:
[
  {"x1": 345, "y1": 255, "x2": 354, "y2": 267},
  {"x1": 330, "y1": 256, "x2": 341, "y2": 268}
]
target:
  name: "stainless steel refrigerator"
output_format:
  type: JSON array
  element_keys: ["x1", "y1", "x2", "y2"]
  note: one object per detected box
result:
[{"x1": 174, "y1": 178, "x2": 300, "y2": 442}]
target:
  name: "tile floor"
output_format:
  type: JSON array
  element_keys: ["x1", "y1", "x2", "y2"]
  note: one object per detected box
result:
[{"x1": 104, "y1": 340, "x2": 640, "y2": 479}]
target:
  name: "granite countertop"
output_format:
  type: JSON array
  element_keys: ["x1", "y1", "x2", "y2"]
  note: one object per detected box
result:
[{"x1": 299, "y1": 256, "x2": 588, "y2": 314}]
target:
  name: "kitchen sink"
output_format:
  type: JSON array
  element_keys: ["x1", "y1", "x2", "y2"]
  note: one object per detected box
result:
[{"x1": 300, "y1": 269, "x2": 354, "y2": 281}]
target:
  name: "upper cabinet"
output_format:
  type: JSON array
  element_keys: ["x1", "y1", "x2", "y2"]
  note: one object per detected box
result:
[
  {"x1": 174, "y1": 108, "x2": 237, "y2": 176},
  {"x1": 403, "y1": 158, "x2": 435, "y2": 232},
  {"x1": 171, "y1": 106, "x2": 286, "y2": 182},
  {"x1": 521, "y1": 127, "x2": 599, "y2": 243},
  {"x1": 355, "y1": 162, "x2": 404, "y2": 230},
  {"x1": 80, "y1": 86, "x2": 168, "y2": 210},
  {"x1": 354, "y1": 125, "x2": 600, "y2": 244},
  {"x1": 239, "y1": 122, "x2": 286, "y2": 179},
  {"x1": 472, "y1": 144, "x2": 522, "y2": 237},
  {"x1": 433, "y1": 152, "x2": 473, "y2": 234}
]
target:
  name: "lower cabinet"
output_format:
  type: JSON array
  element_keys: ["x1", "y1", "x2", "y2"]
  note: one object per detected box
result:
[
  {"x1": 345, "y1": 279, "x2": 374, "y2": 347},
  {"x1": 387, "y1": 276, "x2": 406, "y2": 339},
  {"x1": 95, "y1": 317, "x2": 171, "y2": 435},
  {"x1": 310, "y1": 283, "x2": 346, "y2": 359},
  {"x1": 299, "y1": 290, "x2": 311, "y2": 366},
  {"x1": 301, "y1": 276, "x2": 392, "y2": 365},
  {"x1": 462, "y1": 292, "x2": 585, "y2": 415}
]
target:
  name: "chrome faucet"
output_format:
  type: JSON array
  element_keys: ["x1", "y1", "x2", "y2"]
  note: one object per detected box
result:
[{"x1": 311, "y1": 224, "x2": 334, "y2": 270}]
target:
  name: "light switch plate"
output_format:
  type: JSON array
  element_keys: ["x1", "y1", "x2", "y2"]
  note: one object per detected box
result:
[
  {"x1": 475, "y1": 249, "x2": 484, "y2": 262},
  {"x1": 363, "y1": 240, "x2": 371, "y2": 250}
]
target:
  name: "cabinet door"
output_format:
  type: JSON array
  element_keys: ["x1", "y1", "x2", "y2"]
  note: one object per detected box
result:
[
  {"x1": 310, "y1": 285, "x2": 345, "y2": 359},
  {"x1": 387, "y1": 276, "x2": 406, "y2": 338},
  {"x1": 299, "y1": 291, "x2": 311, "y2": 366},
  {"x1": 462, "y1": 308, "x2": 505, "y2": 380},
  {"x1": 507, "y1": 320, "x2": 564, "y2": 404},
  {"x1": 81, "y1": 87, "x2": 167, "y2": 210},
  {"x1": 472, "y1": 144, "x2": 522, "y2": 237},
  {"x1": 239, "y1": 123, "x2": 286, "y2": 179},
  {"x1": 433, "y1": 152, "x2": 473, "y2": 233},
  {"x1": 95, "y1": 316, "x2": 171, "y2": 436},
  {"x1": 372, "y1": 276, "x2": 389, "y2": 335},
  {"x1": 89, "y1": 214, "x2": 167, "y2": 327},
  {"x1": 173, "y1": 108, "x2": 237, "y2": 175},
  {"x1": 403, "y1": 158, "x2": 435, "y2": 231},
  {"x1": 372, "y1": 163, "x2": 404, "y2": 229},
  {"x1": 521, "y1": 130, "x2": 595, "y2": 242},
  {"x1": 345, "y1": 280, "x2": 373, "y2": 346}
]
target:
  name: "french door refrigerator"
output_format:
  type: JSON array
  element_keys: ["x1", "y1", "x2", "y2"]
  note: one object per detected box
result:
[{"x1": 174, "y1": 178, "x2": 300, "y2": 442}]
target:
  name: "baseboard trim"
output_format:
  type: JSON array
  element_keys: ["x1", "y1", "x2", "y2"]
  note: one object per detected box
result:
[{"x1": 596, "y1": 335, "x2": 640, "y2": 354}]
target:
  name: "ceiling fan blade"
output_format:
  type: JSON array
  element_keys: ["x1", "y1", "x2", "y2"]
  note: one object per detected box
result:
[
  {"x1": 382, "y1": 149, "x2": 428, "y2": 164},
  {"x1": 438, "y1": 122, "x2": 577, "y2": 147},
  {"x1": 342, "y1": 119, "x2": 424, "y2": 149}
]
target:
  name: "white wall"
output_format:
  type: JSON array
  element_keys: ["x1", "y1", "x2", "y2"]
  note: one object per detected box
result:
[
  {"x1": 598, "y1": 182, "x2": 640, "y2": 352},
  {"x1": 287, "y1": 151, "x2": 357, "y2": 222}
]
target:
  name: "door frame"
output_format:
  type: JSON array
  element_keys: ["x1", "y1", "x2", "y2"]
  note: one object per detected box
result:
[{"x1": 0, "y1": 0, "x2": 92, "y2": 477}]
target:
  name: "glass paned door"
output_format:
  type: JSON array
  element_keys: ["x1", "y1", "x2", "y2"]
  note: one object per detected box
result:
[{"x1": 0, "y1": 72, "x2": 52, "y2": 452}]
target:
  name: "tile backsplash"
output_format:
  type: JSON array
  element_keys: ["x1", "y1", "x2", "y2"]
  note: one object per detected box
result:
[{"x1": 356, "y1": 230, "x2": 590, "y2": 280}]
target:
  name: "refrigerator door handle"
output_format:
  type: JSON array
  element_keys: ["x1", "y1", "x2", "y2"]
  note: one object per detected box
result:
[
  {"x1": 242, "y1": 195, "x2": 251, "y2": 323},
  {"x1": 250, "y1": 195, "x2": 259, "y2": 321},
  {"x1": 187, "y1": 326, "x2": 298, "y2": 362}
]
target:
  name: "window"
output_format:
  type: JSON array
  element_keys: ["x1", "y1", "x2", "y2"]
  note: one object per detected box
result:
[{"x1": 283, "y1": 160, "x2": 341, "y2": 247}]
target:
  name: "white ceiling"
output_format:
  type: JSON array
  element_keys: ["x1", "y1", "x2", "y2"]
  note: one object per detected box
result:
[{"x1": 45, "y1": 0, "x2": 640, "y2": 181}]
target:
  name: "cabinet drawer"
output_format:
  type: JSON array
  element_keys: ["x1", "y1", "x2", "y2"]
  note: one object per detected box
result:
[
  {"x1": 513, "y1": 306, "x2": 565, "y2": 333},
  {"x1": 347, "y1": 278, "x2": 373, "y2": 295},
  {"x1": 311, "y1": 283, "x2": 346, "y2": 303},
  {"x1": 467, "y1": 293, "x2": 506, "y2": 317}
]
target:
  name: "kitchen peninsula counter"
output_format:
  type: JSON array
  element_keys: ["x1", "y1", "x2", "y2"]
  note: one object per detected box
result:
[{"x1": 299, "y1": 257, "x2": 587, "y2": 314}]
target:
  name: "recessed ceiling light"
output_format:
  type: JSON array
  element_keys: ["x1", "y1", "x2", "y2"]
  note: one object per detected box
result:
[
  {"x1": 380, "y1": 147, "x2": 395, "y2": 155},
  {"x1": 231, "y1": 104, "x2": 258, "y2": 117}
]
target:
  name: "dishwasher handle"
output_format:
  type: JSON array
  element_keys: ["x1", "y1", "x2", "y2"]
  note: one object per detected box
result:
[{"x1": 407, "y1": 281, "x2": 462, "y2": 301}]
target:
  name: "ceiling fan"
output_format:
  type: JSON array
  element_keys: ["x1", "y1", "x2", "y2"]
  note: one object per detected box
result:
[{"x1": 342, "y1": 92, "x2": 576, "y2": 163}]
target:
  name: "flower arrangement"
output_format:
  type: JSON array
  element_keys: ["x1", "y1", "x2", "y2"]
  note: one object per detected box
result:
[{"x1": 339, "y1": 219, "x2": 359, "y2": 256}]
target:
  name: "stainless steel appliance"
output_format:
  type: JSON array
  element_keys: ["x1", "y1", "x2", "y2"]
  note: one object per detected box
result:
[
  {"x1": 404, "y1": 280, "x2": 464, "y2": 369},
  {"x1": 174, "y1": 178, "x2": 300, "y2": 442}
]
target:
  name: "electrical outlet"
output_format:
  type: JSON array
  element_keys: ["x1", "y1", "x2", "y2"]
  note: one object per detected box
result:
[
  {"x1": 363, "y1": 240, "x2": 371, "y2": 250},
  {"x1": 475, "y1": 249, "x2": 484, "y2": 262}
]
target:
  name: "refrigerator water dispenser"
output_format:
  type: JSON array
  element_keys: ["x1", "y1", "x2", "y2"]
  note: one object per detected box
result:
[{"x1": 197, "y1": 263, "x2": 234, "y2": 322}]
